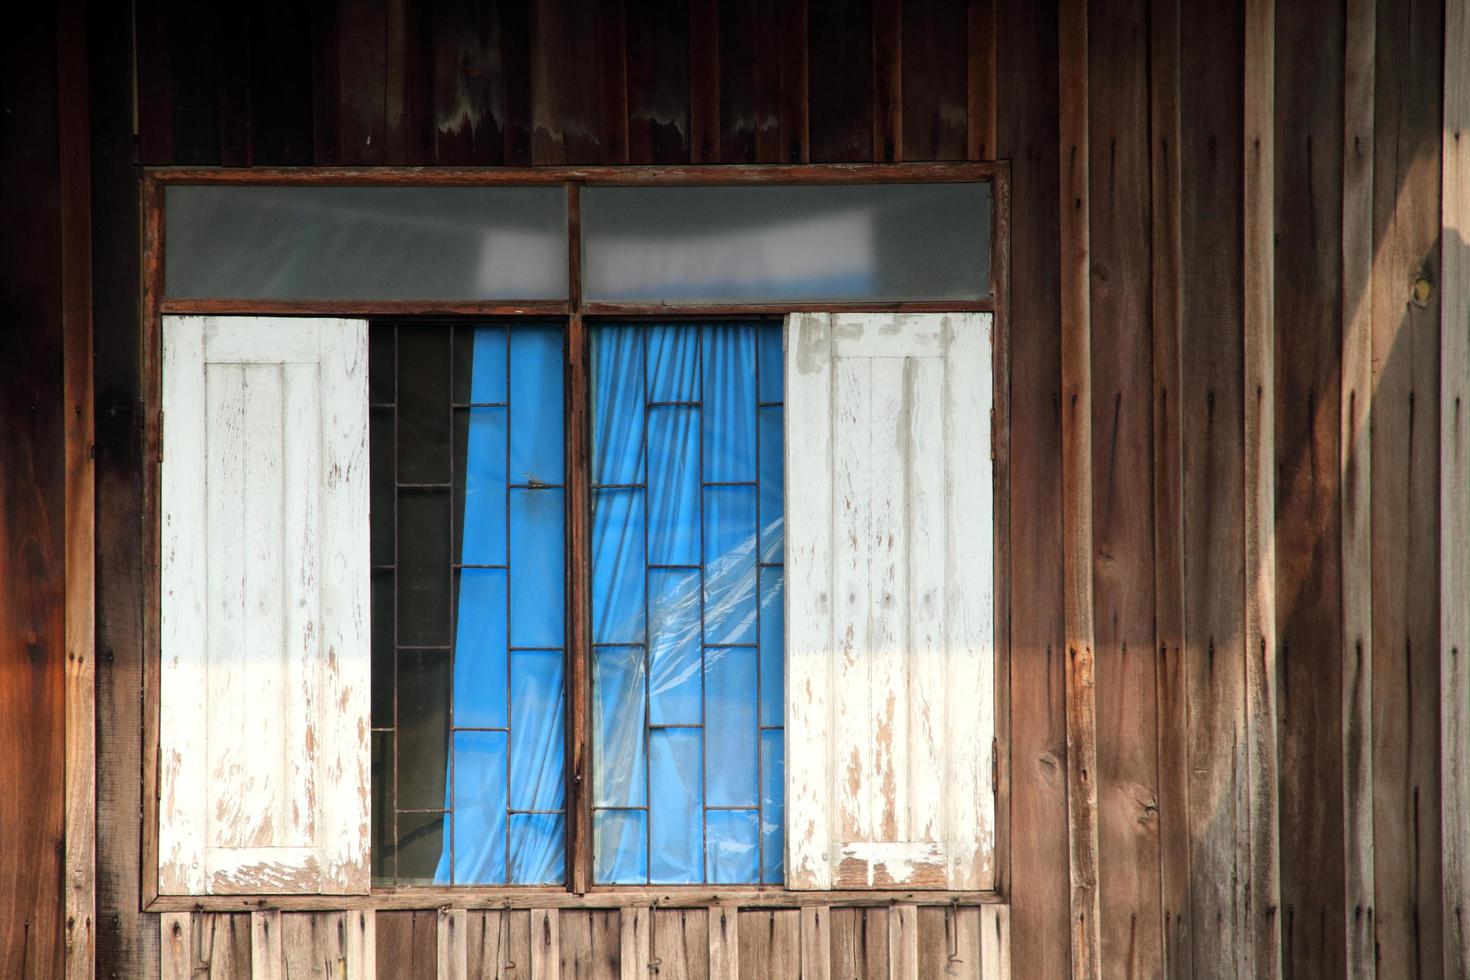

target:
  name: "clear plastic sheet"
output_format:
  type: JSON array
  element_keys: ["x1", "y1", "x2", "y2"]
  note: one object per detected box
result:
[{"x1": 589, "y1": 322, "x2": 786, "y2": 884}]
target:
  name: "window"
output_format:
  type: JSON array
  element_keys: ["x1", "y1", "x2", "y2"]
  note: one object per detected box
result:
[{"x1": 150, "y1": 169, "x2": 1001, "y2": 901}]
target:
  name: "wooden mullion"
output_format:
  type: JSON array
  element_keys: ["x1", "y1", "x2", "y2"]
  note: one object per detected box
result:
[{"x1": 565, "y1": 182, "x2": 594, "y2": 894}]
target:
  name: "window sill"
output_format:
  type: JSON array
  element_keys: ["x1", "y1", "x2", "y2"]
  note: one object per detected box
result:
[{"x1": 145, "y1": 885, "x2": 1004, "y2": 913}]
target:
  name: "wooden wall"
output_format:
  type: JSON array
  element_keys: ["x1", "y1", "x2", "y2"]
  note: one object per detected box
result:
[{"x1": 0, "y1": 0, "x2": 1457, "y2": 975}]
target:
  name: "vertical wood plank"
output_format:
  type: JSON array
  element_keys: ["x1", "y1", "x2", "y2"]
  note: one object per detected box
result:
[
  {"x1": 135, "y1": 0, "x2": 173, "y2": 162},
  {"x1": 250, "y1": 911, "x2": 283, "y2": 980},
  {"x1": 377, "y1": 911, "x2": 437, "y2": 978},
  {"x1": 1341, "y1": 0, "x2": 1377, "y2": 974},
  {"x1": 347, "y1": 910, "x2": 375, "y2": 979},
  {"x1": 808, "y1": 0, "x2": 873, "y2": 163},
  {"x1": 871, "y1": 0, "x2": 901, "y2": 162},
  {"x1": 439, "y1": 907, "x2": 468, "y2": 980},
  {"x1": 708, "y1": 905, "x2": 739, "y2": 980},
  {"x1": 800, "y1": 907, "x2": 832, "y2": 980},
  {"x1": 195, "y1": 913, "x2": 253, "y2": 978},
  {"x1": 384, "y1": 0, "x2": 432, "y2": 165},
  {"x1": 1371, "y1": 0, "x2": 1446, "y2": 971},
  {"x1": 161, "y1": 913, "x2": 192, "y2": 980},
  {"x1": 689, "y1": 0, "x2": 720, "y2": 163},
  {"x1": 652, "y1": 908, "x2": 708, "y2": 980},
  {"x1": 1058, "y1": 0, "x2": 1100, "y2": 975},
  {"x1": 776, "y1": 0, "x2": 809, "y2": 163},
  {"x1": 430, "y1": 0, "x2": 505, "y2": 166},
  {"x1": 337, "y1": 0, "x2": 389, "y2": 164},
  {"x1": 829, "y1": 908, "x2": 887, "y2": 980},
  {"x1": 1243, "y1": 0, "x2": 1283, "y2": 974},
  {"x1": 716, "y1": 0, "x2": 756, "y2": 163},
  {"x1": 92, "y1": 0, "x2": 157, "y2": 964},
  {"x1": 900, "y1": 0, "x2": 967, "y2": 161},
  {"x1": 245, "y1": 0, "x2": 314, "y2": 164},
  {"x1": 966, "y1": 0, "x2": 996, "y2": 161},
  {"x1": 621, "y1": 907, "x2": 651, "y2": 980},
  {"x1": 283, "y1": 912, "x2": 349, "y2": 979},
  {"x1": 785, "y1": 313, "x2": 834, "y2": 889},
  {"x1": 626, "y1": 0, "x2": 690, "y2": 164},
  {"x1": 1274, "y1": 0, "x2": 1347, "y2": 974},
  {"x1": 1178, "y1": 1, "x2": 1248, "y2": 977},
  {"x1": 1441, "y1": 0, "x2": 1470, "y2": 973},
  {"x1": 1087, "y1": 0, "x2": 1163, "y2": 974},
  {"x1": 467, "y1": 909, "x2": 530, "y2": 980},
  {"x1": 996, "y1": 0, "x2": 1068, "y2": 971},
  {"x1": 737, "y1": 910, "x2": 799, "y2": 980},
  {"x1": 1148, "y1": 0, "x2": 1191, "y2": 973},
  {"x1": 980, "y1": 906, "x2": 1010, "y2": 980},
  {"x1": 888, "y1": 904, "x2": 920, "y2": 980},
  {"x1": 59, "y1": 0, "x2": 95, "y2": 971},
  {"x1": 530, "y1": 908, "x2": 559, "y2": 980},
  {"x1": 501, "y1": 0, "x2": 534, "y2": 165},
  {"x1": 916, "y1": 906, "x2": 979, "y2": 979}
]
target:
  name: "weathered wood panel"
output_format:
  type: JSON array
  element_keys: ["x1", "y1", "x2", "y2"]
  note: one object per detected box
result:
[
  {"x1": 0, "y1": 4, "x2": 67, "y2": 977},
  {"x1": 830, "y1": 908, "x2": 888, "y2": 980},
  {"x1": 466, "y1": 909, "x2": 532, "y2": 979},
  {"x1": 1178, "y1": 1, "x2": 1247, "y2": 978},
  {"x1": 1341, "y1": 0, "x2": 1377, "y2": 976},
  {"x1": 785, "y1": 313, "x2": 994, "y2": 891},
  {"x1": 996, "y1": 0, "x2": 1069, "y2": 973},
  {"x1": 737, "y1": 910, "x2": 800, "y2": 979},
  {"x1": 1274, "y1": 0, "x2": 1346, "y2": 974},
  {"x1": 1086, "y1": 0, "x2": 1162, "y2": 975},
  {"x1": 377, "y1": 910, "x2": 438, "y2": 977},
  {"x1": 1371, "y1": 0, "x2": 1445, "y2": 973},
  {"x1": 1442, "y1": 1, "x2": 1470, "y2": 975}
]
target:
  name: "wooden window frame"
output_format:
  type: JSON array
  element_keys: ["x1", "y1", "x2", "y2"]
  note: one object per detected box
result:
[{"x1": 140, "y1": 162, "x2": 1011, "y2": 912}]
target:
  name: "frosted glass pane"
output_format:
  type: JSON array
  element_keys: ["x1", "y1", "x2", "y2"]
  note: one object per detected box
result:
[
  {"x1": 165, "y1": 185, "x2": 568, "y2": 300},
  {"x1": 583, "y1": 183, "x2": 991, "y2": 302}
]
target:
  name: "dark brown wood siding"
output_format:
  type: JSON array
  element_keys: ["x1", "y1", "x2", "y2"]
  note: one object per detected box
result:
[{"x1": 0, "y1": 0, "x2": 1460, "y2": 975}]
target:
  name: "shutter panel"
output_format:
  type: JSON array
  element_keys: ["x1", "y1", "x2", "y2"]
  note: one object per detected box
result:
[
  {"x1": 159, "y1": 316, "x2": 370, "y2": 895},
  {"x1": 785, "y1": 312, "x2": 995, "y2": 891}
]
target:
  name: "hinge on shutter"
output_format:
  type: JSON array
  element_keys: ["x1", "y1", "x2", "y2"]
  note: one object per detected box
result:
[
  {"x1": 989, "y1": 408, "x2": 996, "y2": 462},
  {"x1": 991, "y1": 737, "x2": 999, "y2": 793},
  {"x1": 157, "y1": 410, "x2": 164, "y2": 463}
]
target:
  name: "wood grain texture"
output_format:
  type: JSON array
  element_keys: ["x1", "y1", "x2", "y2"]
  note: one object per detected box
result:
[
  {"x1": 1147, "y1": 0, "x2": 1190, "y2": 974},
  {"x1": 250, "y1": 910, "x2": 283, "y2": 980},
  {"x1": 1442, "y1": 0, "x2": 1470, "y2": 973},
  {"x1": 900, "y1": 0, "x2": 967, "y2": 161},
  {"x1": 558, "y1": 910, "x2": 618, "y2": 979},
  {"x1": 1371, "y1": 0, "x2": 1446, "y2": 972},
  {"x1": 651, "y1": 909, "x2": 708, "y2": 980},
  {"x1": 626, "y1": 0, "x2": 690, "y2": 165},
  {"x1": 737, "y1": 910, "x2": 799, "y2": 979},
  {"x1": 620, "y1": 907, "x2": 651, "y2": 980},
  {"x1": 995, "y1": 0, "x2": 1068, "y2": 973},
  {"x1": 785, "y1": 313, "x2": 994, "y2": 891},
  {"x1": 916, "y1": 905, "x2": 979, "y2": 978},
  {"x1": 888, "y1": 904, "x2": 920, "y2": 980},
  {"x1": 1057, "y1": 0, "x2": 1100, "y2": 976},
  {"x1": 1274, "y1": 0, "x2": 1346, "y2": 974},
  {"x1": 530, "y1": 908, "x2": 559, "y2": 980},
  {"x1": 466, "y1": 909, "x2": 531, "y2": 979},
  {"x1": 1179, "y1": 1, "x2": 1247, "y2": 978},
  {"x1": 377, "y1": 910, "x2": 437, "y2": 978},
  {"x1": 830, "y1": 908, "x2": 888, "y2": 979},
  {"x1": 1341, "y1": 0, "x2": 1377, "y2": 975},
  {"x1": 1087, "y1": 0, "x2": 1162, "y2": 974},
  {"x1": 439, "y1": 907, "x2": 468, "y2": 980},
  {"x1": 91, "y1": 0, "x2": 158, "y2": 968},
  {"x1": 193, "y1": 912, "x2": 253, "y2": 978},
  {"x1": 158, "y1": 317, "x2": 371, "y2": 896},
  {"x1": 808, "y1": 0, "x2": 873, "y2": 164},
  {"x1": 160, "y1": 913, "x2": 191, "y2": 980},
  {"x1": 708, "y1": 905, "x2": 739, "y2": 980},
  {"x1": 59, "y1": 0, "x2": 95, "y2": 974},
  {"x1": 0, "y1": 6, "x2": 66, "y2": 975},
  {"x1": 1242, "y1": 0, "x2": 1282, "y2": 975}
]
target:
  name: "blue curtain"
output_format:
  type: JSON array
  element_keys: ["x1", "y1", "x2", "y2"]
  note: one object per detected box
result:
[
  {"x1": 590, "y1": 321, "x2": 785, "y2": 885},
  {"x1": 432, "y1": 324, "x2": 567, "y2": 885}
]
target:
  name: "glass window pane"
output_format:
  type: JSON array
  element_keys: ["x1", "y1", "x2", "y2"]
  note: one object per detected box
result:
[
  {"x1": 165, "y1": 185, "x2": 568, "y2": 300},
  {"x1": 450, "y1": 731, "x2": 507, "y2": 884},
  {"x1": 583, "y1": 183, "x2": 991, "y2": 303},
  {"x1": 703, "y1": 486, "x2": 757, "y2": 645},
  {"x1": 647, "y1": 324, "x2": 701, "y2": 403},
  {"x1": 647, "y1": 407, "x2": 699, "y2": 565},
  {"x1": 758, "y1": 406, "x2": 784, "y2": 564},
  {"x1": 702, "y1": 324, "x2": 757, "y2": 483},
  {"x1": 509, "y1": 326, "x2": 565, "y2": 485},
  {"x1": 649, "y1": 730, "x2": 703, "y2": 884},
  {"x1": 593, "y1": 645, "x2": 647, "y2": 808},
  {"x1": 648, "y1": 568, "x2": 701, "y2": 726},
  {"x1": 594, "y1": 809, "x2": 649, "y2": 884},
  {"x1": 705, "y1": 647, "x2": 758, "y2": 808},
  {"x1": 372, "y1": 321, "x2": 566, "y2": 887},
  {"x1": 760, "y1": 730, "x2": 784, "y2": 884},
  {"x1": 397, "y1": 327, "x2": 451, "y2": 485},
  {"x1": 705, "y1": 810, "x2": 760, "y2": 884},
  {"x1": 592, "y1": 489, "x2": 646, "y2": 645},
  {"x1": 759, "y1": 566, "x2": 784, "y2": 728},
  {"x1": 591, "y1": 326, "x2": 645, "y2": 486}
]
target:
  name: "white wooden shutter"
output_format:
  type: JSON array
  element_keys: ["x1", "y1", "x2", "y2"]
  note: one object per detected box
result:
[
  {"x1": 785, "y1": 312, "x2": 995, "y2": 890},
  {"x1": 159, "y1": 316, "x2": 370, "y2": 895}
]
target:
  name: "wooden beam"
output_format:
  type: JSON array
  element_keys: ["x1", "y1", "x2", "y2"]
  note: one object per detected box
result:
[
  {"x1": 58, "y1": 0, "x2": 95, "y2": 976},
  {"x1": 1058, "y1": 0, "x2": 1099, "y2": 977},
  {"x1": 1341, "y1": 0, "x2": 1376, "y2": 974},
  {"x1": 1442, "y1": 0, "x2": 1470, "y2": 972},
  {"x1": 1242, "y1": 0, "x2": 1282, "y2": 974}
]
